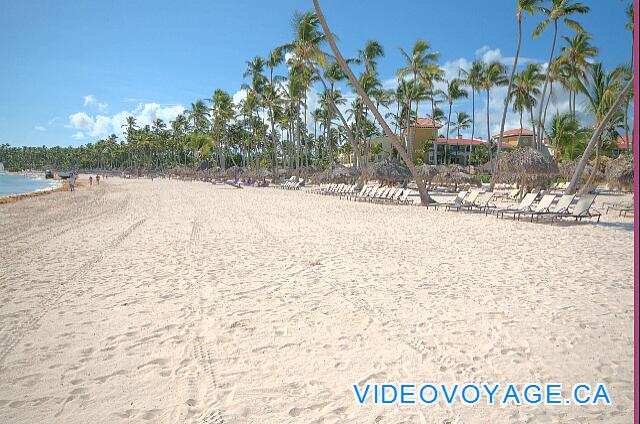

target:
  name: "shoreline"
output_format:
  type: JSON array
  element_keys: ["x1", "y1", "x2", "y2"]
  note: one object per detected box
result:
[{"x1": 0, "y1": 172, "x2": 67, "y2": 204}]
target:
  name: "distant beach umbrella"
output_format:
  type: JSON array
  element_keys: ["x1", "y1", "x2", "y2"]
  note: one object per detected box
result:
[
  {"x1": 367, "y1": 159, "x2": 410, "y2": 183},
  {"x1": 495, "y1": 147, "x2": 559, "y2": 185},
  {"x1": 559, "y1": 157, "x2": 603, "y2": 182},
  {"x1": 605, "y1": 154, "x2": 633, "y2": 190}
]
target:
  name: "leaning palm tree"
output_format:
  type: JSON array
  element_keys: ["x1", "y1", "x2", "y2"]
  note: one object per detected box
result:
[
  {"x1": 572, "y1": 63, "x2": 624, "y2": 192},
  {"x1": 312, "y1": 0, "x2": 432, "y2": 204},
  {"x1": 533, "y1": 0, "x2": 590, "y2": 147},
  {"x1": 567, "y1": 76, "x2": 633, "y2": 194},
  {"x1": 497, "y1": 0, "x2": 543, "y2": 156}
]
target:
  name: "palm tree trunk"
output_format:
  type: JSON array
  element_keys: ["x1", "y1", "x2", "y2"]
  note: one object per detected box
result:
[
  {"x1": 567, "y1": 78, "x2": 633, "y2": 194},
  {"x1": 486, "y1": 88, "x2": 491, "y2": 152},
  {"x1": 536, "y1": 19, "x2": 558, "y2": 148},
  {"x1": 446, "y1": 102, "x2": 452, "y2": 165},
  {"x1": 497, "y1": 12, "x2": 522, "y2": 157},
  {"x1": 313, "y1": 0, "x2": 432, "y2": 205},
  {"x1": 470, "y1": 88, "x2": 475, "y2": 160},
  {"x1": 579, "y1": 136, "x2": 602, "y2": 195}
]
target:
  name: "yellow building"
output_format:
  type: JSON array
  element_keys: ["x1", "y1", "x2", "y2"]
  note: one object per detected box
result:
[{"x1": 491, "y1": 129, "x2": 534, "y2": 148}]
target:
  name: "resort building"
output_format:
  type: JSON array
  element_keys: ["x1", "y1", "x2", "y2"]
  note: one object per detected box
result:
[
  {"x1": 490, "y1": 128, "x2": 535, "y2": 148},
  {"x1": 430, "y1": 136, "x2": 512, "y2": 166},
  {"x1": 611, "y1": 135, "x2": 633, "y2": 157}
]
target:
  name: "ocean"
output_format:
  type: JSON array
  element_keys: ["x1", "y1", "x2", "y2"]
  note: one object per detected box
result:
[{"x1": 0, "y1": 173, "x2": 61, "y2": 197}]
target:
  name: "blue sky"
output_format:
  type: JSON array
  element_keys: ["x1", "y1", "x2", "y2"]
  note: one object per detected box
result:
[{"x1": 0, "y1": 0, "x2": 633, "y2": 147}]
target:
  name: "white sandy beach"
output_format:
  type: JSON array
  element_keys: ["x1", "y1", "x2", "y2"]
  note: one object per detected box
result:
[{"x1": 0, "y1": 177, "x2": 634, "y2": 423}]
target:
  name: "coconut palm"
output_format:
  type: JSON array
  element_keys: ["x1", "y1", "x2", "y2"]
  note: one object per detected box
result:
[
  {"x1": 460, "y1": 60, "x2": 485, "y2": 156},
  {"x1": 557, "y1": 32, "x2": 598, "y2": 118},
  {"x1": 188, "y1": 100, "x2": 210, "y2": 133},
  {"x1": 443, "y1": 79, "x2": 468, "y2": 163},
  {"x1": 451, "y1": 112, "x2": 472, "y2": 138},
  {"x1": 533, "y1": 0, "x2": 590, "y2": 147},
  {"x1": 312, "y1": 0, "x2": 433, "y2": 204},
  {"x1": 353, "y1": 40, "x2": 385, "y2": 73},
  {"x1": 480, "y1": 61, "x2": 508, "y2": 150},
  {"x1": 497, "y1": 0, "x2": 544, "y2": 155},
  {"x1": 546, "y1": 112, "x2": 590, "y2": 161},
  {"x1": 210, "y1": 89, "x2": 235, "y2": 170},
  {"x1": 510, "y1": 63, "x2": 545, "y2": 144},
  {"x1": 397, "y1": 40, "x2": 440, "y2": 159}
]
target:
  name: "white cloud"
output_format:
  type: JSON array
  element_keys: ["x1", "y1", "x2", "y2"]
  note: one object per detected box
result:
[
  {"x1": 232, "y1": 89, "x2": 247, "y2": 105},
  {"x1": 68, "y1": 112, "x2": 94, "y2": 131},
  {"x1": 34, "y1": 125, "x2": 46, "y2": 132},
  {"x1": 83, "y1": 94, "x2": 108, "y2": 112},
  {"x1": 67, "y1": 102, "x2": 185, "y2": 141}
]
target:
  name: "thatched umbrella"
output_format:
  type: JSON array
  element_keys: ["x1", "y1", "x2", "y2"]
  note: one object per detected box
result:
[
  {"x1": 495, "y1": 147, "x2": 559, "y2": 186},
  {"x1": 447, "y1": 171, "x2": 481, "y2": 187},
  {"x1": 605, "y1": 154, "x2": 633, "y2": 190},
  {"x1": 559, "y1": 157, "x2": 603, "y2": 181},
  {"x1": 367, "y1": 159, "x2": 410, "y2": 184},
  {"x1": 226, "y1": 166, "x2": 247, "y2": 178}
]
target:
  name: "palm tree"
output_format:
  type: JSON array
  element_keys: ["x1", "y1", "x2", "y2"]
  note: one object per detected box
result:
[
  {"x1": 443, "y1": 79, "x2": 468, "y2": 151},
  {"x1": 210, "y1": 89, "x2": 235, "y2": 170},
  {"x1": 497, "y1": 0, "x2": 543, "y2": 155},
  {"x1": 460, "y1": 60, "x2": 485, "y2": 156},
  {"x1": 313, "y1": 0, "x2": 432, "y2": 204},
  {"x1": 188, "y1": 100, "x2": 210, "y2": 133},
  {"x1": 354, "y1": 40, "x2": 385, "y2": 73},
  {"x1": 480, "y1": 61, "x2": 508, "y2": 153},
  {"x1": 510, "y1": 63, "x2": 545, "y2": 145},
  {"x1": 546, "y1": 112, "x2": 589, "y2": 161},
  {"x1": 451, "y1": 112, "x2": 472, "y2": 138},
  {"x1": 533, "y1": 0, "x2": 590, "y2": 147},
  {"x1": 557, "y1": 32, "x2": 598, "y2": 118},
  {"x1": 397, "y1": 40, "x2": 440, "y2": 159}
]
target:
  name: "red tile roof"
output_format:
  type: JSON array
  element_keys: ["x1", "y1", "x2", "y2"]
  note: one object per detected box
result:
[
  {"x1": 615, "y1": 136, "x2": 633, "y2": 150},
  {"x1": 491, "y1": 129, "x2": 534, "y2": 139},
  {"x1": 414, "y1": 118, "x2": 443, "y2": 128}
]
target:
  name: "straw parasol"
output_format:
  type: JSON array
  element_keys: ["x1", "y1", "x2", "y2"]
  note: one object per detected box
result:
[
  {"x1": 367, "y1": 159, "x2": 410, "y2": 183},
  {"x1": 605, "y1": 154, "x2": 633, "y2": 190},
  {"x1": 559, "y1": 157, "x2": 603, "y2": 181},
  {"x1": 495, "y1": 147, "x2": 559, "y2": 186}
]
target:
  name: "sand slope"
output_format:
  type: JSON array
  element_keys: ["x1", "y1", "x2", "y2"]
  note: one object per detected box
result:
[{"x1": 0, "y1": 177, "x2": 634, "y2": 423}]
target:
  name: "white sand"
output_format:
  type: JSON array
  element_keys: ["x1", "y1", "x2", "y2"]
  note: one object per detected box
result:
[{"x1": 0, "y1": 177, "x2": 634, "y2": 423}]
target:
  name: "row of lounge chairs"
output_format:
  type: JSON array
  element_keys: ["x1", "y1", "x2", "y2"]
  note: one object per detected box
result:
[
  {"x1": 436, "y1": 189, "x2": 601, "y2": 223},
  {"x1": 311, "y1": 183, "x2": 416, "y2": 205},
  {"x1": 276, "y1": 178, "x2": 304, "y2": 190}
]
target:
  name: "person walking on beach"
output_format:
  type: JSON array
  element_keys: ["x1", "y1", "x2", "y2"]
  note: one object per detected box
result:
[
  {"x1": 96, "y1": 175, "x2": 100, "y2": 185},
  {"x1": 89, "y1": 176, "x2": 93, "y2": 187},
  {"x1": 69, "y1": 174, "x2": 75, "y2": 192}
]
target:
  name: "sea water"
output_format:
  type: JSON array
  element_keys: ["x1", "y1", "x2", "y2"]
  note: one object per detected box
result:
[{"x1": 0, "y1": 173, "x2": 61, "y2": 197}]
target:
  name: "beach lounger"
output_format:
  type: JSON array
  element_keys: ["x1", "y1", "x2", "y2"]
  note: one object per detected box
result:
[
  {"x1": 604, "y1": 198, "x2": 634, "y2": 217},
  {"x1": 396, "y1": 189, "x2": 415, "y2": 205},
  {"x1": 375, "y1": 187, "x2": 397, "y2": 203},
  {"x1": 470, "y1": 192, "x2": 496, "y2": 212},
  {"x1": 492, "y1": 192, "x2": 538, "y2": 218},
  {"x1": 346, "y1": 185, "x2": 368, "y2": 201},
  {"x1": 446, "y1": 190, "x2": 480, "y2": 211},
  {"x1": 356, "y1": 184, "x2": 379, "y2": 202},
  {"x1": 429, "y1": 191, "x2": 468, "y2": 210},
  {"x1": 550, "y1": 194, "x2": 601, "y2": 223},
  {"x1": 514, "y1": 194, "x2": 557, "y2": 221}
]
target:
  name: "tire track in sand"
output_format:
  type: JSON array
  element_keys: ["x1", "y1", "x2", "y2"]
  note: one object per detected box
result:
[{"x1": 0, "y1": 217, "x2": 147, "y2": 366}]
